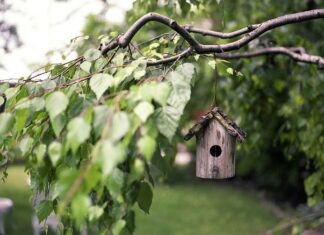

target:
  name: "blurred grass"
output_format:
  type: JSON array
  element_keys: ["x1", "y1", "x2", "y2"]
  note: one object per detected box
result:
[
  {"x1": 0, "y1": 166, "x2": 279, "y2": 235},
  {"x1": 0, "y1": 166, "x2": 33, "y2": 235},
  {"x1": 135, "y1": 184, "x2": 279, "y2": 235}
]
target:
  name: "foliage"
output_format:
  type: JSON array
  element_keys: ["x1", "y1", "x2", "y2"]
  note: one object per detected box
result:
[{"x1": 0, "y1": 30, "x2": 196, "y2": 233}]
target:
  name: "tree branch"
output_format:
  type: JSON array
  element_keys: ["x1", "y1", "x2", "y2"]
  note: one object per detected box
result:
[
  {"x1": 3, "y1": 10, "x2": 324, "y2": 85},
  {"x1": 145, "y1": 47, "x2": 324, "y2": 68},
  {"x1": 199, "y1": 9, "x2": 324, "y2": 53},
  {"x1": 146, "y1": 47, "x2": 192, "y2": 66},
  {"x1": 184, "y1": 24, "x2": 260, "y2": 39},
  {"x1": 101, "y1": 13, "x2": 200, "y2": 54},
  {"x1": 215, "y1": 47, "x2": 324, "y2": 68},
  {"x1": 101, "y1": 9, "x2": 324, "y2": 61}
]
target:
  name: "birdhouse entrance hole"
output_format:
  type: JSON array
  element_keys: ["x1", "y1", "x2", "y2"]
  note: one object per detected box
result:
[{"x1": 210, "y1": 145, "x2": 222, "y2": 157}]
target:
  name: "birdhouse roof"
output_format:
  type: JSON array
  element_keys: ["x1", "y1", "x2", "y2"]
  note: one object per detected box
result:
[{"x1": 184, "y1": 107, "x2": 247, "y2": 142}]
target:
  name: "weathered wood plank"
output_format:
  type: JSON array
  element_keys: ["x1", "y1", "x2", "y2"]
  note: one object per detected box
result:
[{"x1": 196, "y1": 119, "x2": 236, "y2": 179}]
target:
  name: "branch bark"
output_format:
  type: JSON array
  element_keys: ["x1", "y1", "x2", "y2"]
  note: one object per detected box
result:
[
  {"x1": 215, "y1": 47, "x2": 324, "y2": 68},
  {"x1": 184, "y1": 24, "x2": 260, "y2": 39},
  {"x1": 145, "y1": 46, "x2": 324, "y2": 68},
  {"x1": 101, "y1": 9, "x2": 324, "y2": 67}
]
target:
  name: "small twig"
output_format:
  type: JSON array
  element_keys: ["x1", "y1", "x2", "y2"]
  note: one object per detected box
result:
[
  {"x1": 128, "y1": 44, "x2": 133, "y2": 59},
  {"x1": 184, "y1": 24, "x2": 260, "y2": 39},
  {"x1": 163, "y1": 51, "x2": 183, "y2": 77},
  {"x1": 102, "y1": 46, "x2": 120, "y2": 69},
  {"x1": 50, "y1": 56, "x2": 84, "y2": 81},
  {"x1": 130, "y1": 42, "x2": 143, "y2": 56},
  {"x1": 146, "y1": 47, "x2": 192, "y2": 66},
  {"x1": 214, "y1": 46, "x2": 324, "y2": 68},
  {"x1": 136, "y1": 32, "x2": 172, "y2": 47},
  {"x1": 59, "y1": 159, "x2": 93, "y2": 213},
  {"x1": 2, "y1": 56, "x2": 83, "y2": 83}
]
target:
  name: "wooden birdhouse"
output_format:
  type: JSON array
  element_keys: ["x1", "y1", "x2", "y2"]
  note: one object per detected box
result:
[{"x1": 184, "y1": 107, "x2": 247, "y2": 179}]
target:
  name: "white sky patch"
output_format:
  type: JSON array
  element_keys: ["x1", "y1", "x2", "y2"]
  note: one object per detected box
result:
[{"x1": 0, "y1": 0, "x2": 132, "y2": 79}]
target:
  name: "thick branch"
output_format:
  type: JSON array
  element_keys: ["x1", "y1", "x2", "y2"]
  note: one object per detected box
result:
[
  {"x1": 199, "y1": 9, "x2": 324, "y2": 53},
  {"x1": 102, "y1": 13, "x2": 200, "y2": 54},
  {"x1": 101, "y1": 9, "x2": 324, "y2": 56}
]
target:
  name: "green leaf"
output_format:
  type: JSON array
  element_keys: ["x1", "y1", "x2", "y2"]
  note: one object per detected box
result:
[
  {"x1": 48, "y1": 141, "x2": 62, "y2": 166},
  {"x1": 208, "y1": 60, "x2": 216, "y2": 69},
  {"x1": 114, "y1": 67, "x2": 133, "y2": 86},
  {"x1": 84, "y1": 165, "x2": 101, "y2": 192},
  {"x1": 50, "y1": 64, "x2": 64, "y2": 76},
  {"x1": 112, "y1": 219, "x2": 126, "y2": 235},
  {"x1": 35, "y1": 144, "x2": 47, "y2": 164},
  {"x1": 180, "y1": 0, "x2": 191, "y2": 16},
  {"x1": 123, "y1": 210, "x2": 135, "y2": 234},
  {"x1": 35, "y1": 200, "x2": 53, "y2": 222},
  {"x1": 80, "y1": 61, "x2": 92, "y2": 73},
  {"x1": 44, "y1": 63, "x2": 53, "y2": 72},
  {"x1": 0, "y1": 84, "x2": 9, "y2": 93},
  {"x1": 67, "y1": 117, "x2": 91, "y2": 153},
  {"x1": 88, "y1": 206, "x2": 104, "y2": 222},
  {"x1": 0, "y1": 96, "x2": 4, "y2": 106},
  {"x1": 15, "y1": 108, "x2": 29, "y2": 133},
  {"x1": 155, "y1": 106, "x2": 180, "y2": 140},
  {"x1": 153, "y1": 83, "x2": 171, "y2": 106},
  {"x1": 149, "y1": 42, "x2": 160, "y2": 50},
  {"x1": 97, "y1": 140, "x2": 126, "y2": 176},
  {"x1": 94, "y1": 57, "x2": 107, "y2": 71},
  {"x1": 71, "y1": 194, "x2": 91, "y2": 226},
  {"x1": 84, "y1": 48, "x2": 101, "y2": 61},
  {"x1": 226, "y1": 67, "x2": 234, "y2": 75},
  {"x1": 93, "y1": 105, "x2": 112, "y2": 138},
  {"x1": 138, "y1": 83, "x2": 156, "y2": 102},
  {"x1": 134, "y1": 69, "x2": 146, "y2": 80},
  {"x1": 138, "y1": 136, "x2": 156, "y2": 161},
  {"x1": 0, "y1": 113, "x2": 14, "y2": 135},
  {"x1": 45, "y1": 91, "x2": 68, "y2": 120},
  {"x1": 89, "y1": 73, "x2": 114, "y2": 99},
  {"x1": 176, "y1": 63, "x2": 195, "y2": 80},
  {"x1": 41, "y1": 80, "x2": 57, "y2": 90},
  {"x1": 19, "y1": 136, "x2": 34, "y2": 156},
  {"x1": 4, "y1": 87, "x2": 19, "y2": 100},
  {"x1": 134, "y1": 101, "x2": 154, "y2": 122},
  {"x1": 167, "y1": 71, "x2": 191, "y2": 113},
  {"x1": 111, "y1": 112, "x2": 130, "y2": 141},
  {"x1": 51, "y1": 114, "x2": 67, "y2": 138},
  {"x1": 16, "y1": 97, "x2": 45, "y2": 112},
  {"x1": 173, "y1": 35, "x2": 180, "y2": 44},
  {"x1": 130, "y1": 159, "x2": 145, "y2": 182},
  {"x1": 137, "y1": 181, "x2": 153, "y2": 214},
  {"x1": 112, "y1": 52, "x2": 125, "y2": 67},
  {"x1": 106, "y1": 168, "x2": 124, "y2": 199},
  {"x1": 52, "y1": 169, "x2": 79, "y2": 199}
]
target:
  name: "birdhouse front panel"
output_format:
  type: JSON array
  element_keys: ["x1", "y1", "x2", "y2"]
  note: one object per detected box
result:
[{"x1": 196, "y1": 119, "x2": 236, "y2": 179}]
